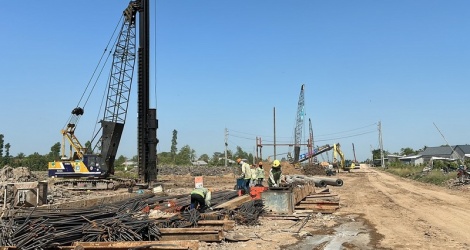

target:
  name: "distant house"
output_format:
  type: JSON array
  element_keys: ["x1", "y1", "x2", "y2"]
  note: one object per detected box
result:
[
  {"x1": 124, "y1": 161, "x2": 137, "y2": 168},
  {"x1": 387, "y1": 154, "x2": 402, "y2": 163},
  {"x1": 191, "y1": 160, "x2": 208, "y2": 166},
  {"x1": 218, "y1": 158, "x2": 236, "y2": 164},
  {"x1": 420, "y1": 146, "x2": 459, "y2": 162},
  {"x1": 453, "y1": 145, "x2": 470, "y2": 160},
  {"x1": 399, "y1": 155, "x2": 423, "y2": 166}
]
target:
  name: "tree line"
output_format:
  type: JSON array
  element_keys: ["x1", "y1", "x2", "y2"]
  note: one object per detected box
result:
[{"x1": 0, "y1": 130, "x2": 256, "y2": 171}]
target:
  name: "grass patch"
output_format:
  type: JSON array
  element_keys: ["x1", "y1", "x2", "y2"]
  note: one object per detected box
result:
[
  {"x1": 114, "y1": 170, "x2": 138, "y2": 179},
  {"x1": 384, "y1": 165, "x2": 457, "y2": 186}
]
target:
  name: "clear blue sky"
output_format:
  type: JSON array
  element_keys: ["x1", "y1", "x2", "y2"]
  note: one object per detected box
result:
[{"x1": 1, "y1": 0, "x2": 469, "y2": 162}]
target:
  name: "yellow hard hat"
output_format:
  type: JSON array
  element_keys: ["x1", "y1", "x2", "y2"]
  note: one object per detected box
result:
[{"x1": 272, "y1": 160, "x2": 281, "y2": 167}]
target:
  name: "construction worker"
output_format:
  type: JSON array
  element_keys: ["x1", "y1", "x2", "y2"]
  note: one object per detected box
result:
[
  {"x1": 268, "y1": 159, "x2": 284, "y2": 187},
  {"x1": 190, "y1": 187, "x2": 212, "y2": 212},
  {"x1": 250, "y1": 164, "x2": 257, "y2": 187},
  {"x1": 256, "y1": 161, "x2": 265, "y2": 186},
  {"x1": 237, "y1": 158, "x2": 252, "y2": 192}
]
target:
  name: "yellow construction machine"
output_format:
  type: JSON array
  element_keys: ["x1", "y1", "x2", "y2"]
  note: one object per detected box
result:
[{"x1": 333, "y1": 143, "x2": 356, "y2": 172}]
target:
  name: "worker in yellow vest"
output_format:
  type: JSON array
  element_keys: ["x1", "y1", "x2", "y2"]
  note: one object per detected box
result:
[
  {"x1": 190, "y1": 187, "x2": 212, "y2": 212},
  {"x1": 237, "y1": 158, "x2": 252, "y2": 192},
  {"x1": 256, "y1": 161, "x2": 266, "y2": 186}
]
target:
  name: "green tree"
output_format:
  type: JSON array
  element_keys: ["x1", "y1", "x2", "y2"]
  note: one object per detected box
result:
[
  {"x1": 114, "y1": 155, "x2": 127, "y2": 171},
  {"x1": 372, "y1": 149, "x2": 382, "y2": 161},
  {"x1": 24, "y1": 152, "x2": 48, "y2": 171},
  {"x1": 198, "y1": 154, "x2": 210, "y2": 163},
  {"x1": 400, "y1": 147, "x2": 416, "y2": 156},
  {"x1": 233, "y1": 146, "x2": 250, "y2": 162},
  {"x1": 157, "y1": 152, "x2": 172, "y2": 165},
  {"x1": 49, "y1": 142, "x2": 61, "y2": 161},
  {"x1": 12, "y1": 153, "x2": 26, "y2": 167},
  {"x1": 175, "y1": 145, "x2": 193, "y2": 165},
  {"x1": 85, "y1": 141, "x2": 93, "y2": 154},
  {"x1": 171, "y1": 130, "x2": 178, "y2": 164},
  {"x1": 4, "y1": 143, "x2": 10, "y2": 165},
  {"x1": 209, "y1": 152, "x2": 224, "y2": 166}
]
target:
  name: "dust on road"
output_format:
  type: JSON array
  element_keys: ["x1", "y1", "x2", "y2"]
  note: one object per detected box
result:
[{"x1": 333, "y1": 165, "x2": 470, "y2": 249}]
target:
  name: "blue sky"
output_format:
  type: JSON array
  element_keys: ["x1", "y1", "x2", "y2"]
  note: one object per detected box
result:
[{"x1": 1, "y1": 0, "x2": 470, "y2": 162}]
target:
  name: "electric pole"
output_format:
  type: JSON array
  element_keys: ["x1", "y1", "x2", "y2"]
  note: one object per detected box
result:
[
  {"x1": 224, "y1": 128, "x2": 228, "y2": 167},
  {"x1": 273, "y1": 107, "x2": 277, "y2": 160},
  {"x1": 378, "y1": 121, "x2": 385, "y2": 168}
]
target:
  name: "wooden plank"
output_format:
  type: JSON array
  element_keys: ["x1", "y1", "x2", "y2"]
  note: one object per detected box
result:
[
  {"x1": 298, "y1": 201, "x2": 340, "y2": 205},
  {"x1": 305, "y1": 194, "x2": 338, "y2": 198},
  {"x1": 304, "y1": 198, "x2": 339, "y2": 203},
  {"x1": 67, "y1": 240, "x2": 199, "y2": 250},
  {"x1": 294, "y1": 208, "x2": 337, "y2": 214},
  {"x1": 159, "y1": 228, "x2": 223, "y2": 242},
  {"x1": 197, "y1": 220, "x2": 235, "y2": 231},
  {"x1": 295, "y1": 204, "x2": 339, "y2": 209},
  {"x1": 314, "y1": 188, "x2": 330, "y2": 193},
  {"x1": 263, "y1": 214, "x2": 310, "y2": 220},
  {"x1": 213, "y1": 195, "x2": 252, "y2": 210}
]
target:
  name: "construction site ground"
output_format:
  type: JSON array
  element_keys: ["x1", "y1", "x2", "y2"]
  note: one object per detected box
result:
[
  {"x1": 157, "y1": 164, "x2": 470, "y2": 250},
  {"x1": 5, "y1": 163, "x2": 469, "y2": 249}
]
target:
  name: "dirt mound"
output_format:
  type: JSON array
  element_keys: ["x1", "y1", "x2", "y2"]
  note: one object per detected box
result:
[
  {"x1": 0, "y1": 166, "x2": 38, "y2": 182},
  {"x1": 302, "y1": 164, "x2": 327, "y2": 176}
]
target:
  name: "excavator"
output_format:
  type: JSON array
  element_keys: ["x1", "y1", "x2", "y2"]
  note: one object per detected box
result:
[
  {"x1": 333, "y1": 143, "x2": 356, "y2": 172},
  {"x1": 48, "y1": 0, "x2": 158, "y2": 190}
]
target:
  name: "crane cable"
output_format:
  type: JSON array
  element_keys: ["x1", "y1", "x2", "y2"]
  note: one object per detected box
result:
[{"x1": 62, "y1": 16, "x2": 124, "y2": 131}]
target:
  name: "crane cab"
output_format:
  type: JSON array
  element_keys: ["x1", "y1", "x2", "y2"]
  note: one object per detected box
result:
[{"x1": 48, "y1": 154, "x2": 104, "y2": 178}]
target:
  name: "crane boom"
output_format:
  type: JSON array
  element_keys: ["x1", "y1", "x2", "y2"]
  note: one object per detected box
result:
[
  {"x1": 99, "y1": 0, "x2": 139, "y2": 176},
  {"x1": 289, "y1": 84, "x2": 305, "y2": 163},
  {"x1": 48, "y1": 0, "x2": 158, "y2": 187}
]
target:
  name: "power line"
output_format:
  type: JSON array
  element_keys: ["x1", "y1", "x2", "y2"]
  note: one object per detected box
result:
[
  {"x1": 228, "y1": 128, "x2": 293, "y2": 139},
  {"x1": 315, "y1": 123, "x2": 377, "y2": 138},
  {"x1": 315, "y1": 130, "x2": 377, "y2": 142}
]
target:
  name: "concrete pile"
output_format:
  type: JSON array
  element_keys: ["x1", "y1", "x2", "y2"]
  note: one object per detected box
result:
[{"x1": 285, "y1": 174, "x2": 344, "y2": 187}]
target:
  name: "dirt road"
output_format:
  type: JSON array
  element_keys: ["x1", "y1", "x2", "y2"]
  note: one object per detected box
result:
[
  {"x1": 332, "y1": 165, "x2": 470, "y2": 249},
  {"x1": 160, "y1": 165, "x2": 470, "y2": 249}
]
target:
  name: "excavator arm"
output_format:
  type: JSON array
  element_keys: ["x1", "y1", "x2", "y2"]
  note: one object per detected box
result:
[{"x1": 333, "y1": 143, "x2": 346, "y2": 171}]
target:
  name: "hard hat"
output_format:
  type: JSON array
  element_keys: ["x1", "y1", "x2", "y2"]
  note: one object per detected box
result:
[
  {"x1": 272, "y1": 160, "x2": 281, "y2": 167},
  {"x1": 236, "y1": 158, "x2": 242, "y2": 164},
  {"x1": 258, "y1": 161, "x2": 263, "y2": 166}
]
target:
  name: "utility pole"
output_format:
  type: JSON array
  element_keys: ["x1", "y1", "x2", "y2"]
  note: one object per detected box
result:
[
  {"x1": 433, "y1": 122, "x2": 463, "y2": 164},
  {"x1": 378, "y1": 121, "x2": 385, "y2": 168},
  {"x1": 224, "y1": 128, "x2": 228, "y2": 167},
  {"x1": 273, "y1": 107, "x2": 277, "y2": 160}
]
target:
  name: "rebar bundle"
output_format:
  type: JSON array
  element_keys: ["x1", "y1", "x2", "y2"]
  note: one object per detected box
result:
[
  {"x1": 222, "y1": 199, "x2": 265, "y2": 226},
  {"x1": 0, "y1": 195, "x2": 161, "y2": 249}
]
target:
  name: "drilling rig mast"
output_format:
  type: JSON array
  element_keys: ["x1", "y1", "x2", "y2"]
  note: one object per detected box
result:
[{"x1": 288, "y1": 84, "x2": 305, "y2": 164}]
